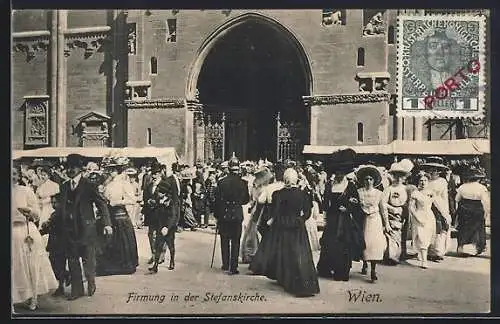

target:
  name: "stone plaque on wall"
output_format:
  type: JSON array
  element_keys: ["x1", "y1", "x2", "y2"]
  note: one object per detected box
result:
[{"x1": 24, "y1": 95, "x2": 49, "y2": 146}]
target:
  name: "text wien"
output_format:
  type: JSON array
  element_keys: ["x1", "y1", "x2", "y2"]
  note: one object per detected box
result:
[{"x1": 347, "y1": 289, "x2": 382, "y2": 303}]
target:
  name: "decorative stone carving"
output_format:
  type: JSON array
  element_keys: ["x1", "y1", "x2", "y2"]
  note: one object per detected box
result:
[
  {"x1": 125, "y1": 98, "x2": 186, "y2": 109},
  {"x1": 363, "y1": 11, "x2": 385, "y2": 36},
  {"x1": 12, "y1": 31, "x2": 50, "y2": 62},
  {"x1": 322, "y1": 9, "x2": 345, "y2": 26},
  {"x1": 302, "y1": 92, "x2": 390, "y2": 106},
  {"x1": 23, "y1": 95, "x2": 50, "y2": 146},
  {"x1": 74, "y1": 111, "x2": 111, "y2": 147},
  {"x1": 64, "y1": 26, "x2": 111, "y2": 58}
]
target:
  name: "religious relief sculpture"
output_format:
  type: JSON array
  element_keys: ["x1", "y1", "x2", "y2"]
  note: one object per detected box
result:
[
  {"x1": 374, "y1": 78, "x2": 389, "y2": 92},
  {"x1": 24, "y1": 96, "x2": 49, "y2": 146},
  {"x1": 322, "y1": 9, "x2": 345, "y2": 26},
  {"x1": 128, "y1": 23, "x2": 137, "y2": 54},
  {"x1": 363, "y1": 11, "x2": 385, "y2": 36}
]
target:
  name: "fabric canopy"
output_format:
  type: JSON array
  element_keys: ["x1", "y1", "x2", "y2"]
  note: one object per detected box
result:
[
  {"x1": 12, "y1": 146, "x2": 179, "y2": 165},
  {"x1": 303, "y1": 139, "x2": 490, "y2": 156}
]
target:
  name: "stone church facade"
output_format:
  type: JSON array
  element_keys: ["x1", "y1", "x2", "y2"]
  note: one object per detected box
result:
[{"x1": 12, "y1": 9, "x2": 489, "y2": 163}]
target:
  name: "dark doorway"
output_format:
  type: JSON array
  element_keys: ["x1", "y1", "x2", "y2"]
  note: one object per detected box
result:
[{"x1": 197, "y1": 18, "x2": 310, "y2": 162}]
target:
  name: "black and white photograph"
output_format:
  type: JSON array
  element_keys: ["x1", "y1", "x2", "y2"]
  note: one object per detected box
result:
[{"x1": 11, "y1": 8, "x2": 491, "y2": 316}]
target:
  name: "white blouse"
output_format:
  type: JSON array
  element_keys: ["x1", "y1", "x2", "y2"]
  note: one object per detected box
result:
[
  {"x1": 456, "y1": 182, "x2": 489, "y2": 205},
  {"x1": 36, "y1": 179, "x2": 60, "y2": 206},
  {"x1": 104, "y1": 175, "x2": 136, "y2": 207},
  {"x1": 12, "y1": 185, "x2": 40, "y2": 224}
]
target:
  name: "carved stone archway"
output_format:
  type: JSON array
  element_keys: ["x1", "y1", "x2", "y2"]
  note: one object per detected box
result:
[{"x1": 184, "y1": 12, "x2": 313, "y2": 164}]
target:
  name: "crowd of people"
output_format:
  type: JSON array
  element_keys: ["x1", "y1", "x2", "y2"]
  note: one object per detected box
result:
[{"x1": 12, "y1": 152, "x2": 490, "y2": 309}]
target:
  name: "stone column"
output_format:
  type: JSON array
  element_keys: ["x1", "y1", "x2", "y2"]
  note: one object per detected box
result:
[
  {"x1": 309, "y1": 105, "x2": 320, "y2": 145},
  {"x1": 414, "y1": 117, "x2": 423, "y2": 141},
  {"x1": 194, "y1": 109, "x2": 205, "y2": 163},
  {"x1": 184, "y1": 107, "x2": 195, "y2": 165},
  {"x1": 396, "y1": 116, "x2": 403, "y2": 140},
  {"x1": 49, "y1": 10, "x2": 58, "y2": 146},
  {"x1": 56, "y1": 10, "x2": 67, "y2": 147}
]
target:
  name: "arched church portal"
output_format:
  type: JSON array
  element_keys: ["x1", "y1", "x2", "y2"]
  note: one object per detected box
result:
[{"x1": 190, "y1": 14, "x2": 312, "y2": 163}]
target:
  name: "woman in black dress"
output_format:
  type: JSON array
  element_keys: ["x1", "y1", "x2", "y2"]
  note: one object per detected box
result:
[
  {"x1": 96, "y1": 157, "x2": 139, "y2": 276},
  {"x1": 265, "y1": 168, "x2": 320, "y2": 297},
  {"x1": 317, "y1": 168, "x2": 365, "y2": 281}
]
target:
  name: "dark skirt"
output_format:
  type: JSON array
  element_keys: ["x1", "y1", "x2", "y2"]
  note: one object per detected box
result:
[
  {"x1": 249, "y1": 224, "x2": 275, "y2": 275},
  {"x1": 270, "y1": 225, "x2": 320, "y2": 297},
  {"x1": 97, "y1": 206, "x2": 139, "y2": 276},
  {"x1": 456, "y1": 199, "x2": 486, "y2": 253},
  {"x1": 316, "y1": 210, "x2": 364, "y2": 280}
]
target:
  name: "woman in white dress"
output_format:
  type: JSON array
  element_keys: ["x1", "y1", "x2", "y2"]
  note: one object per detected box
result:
[
  {"x1": 409, "y1": 172, "x2": 445, "y2": 269},
  {"x1": 455, "y1": 168, "x2": 489, "y2": 256},
  {"x1": 12, "y1": 165, "x2": 58, "y2": 311},
  {"x1": 356, "y1": 165, "x2": 390, "y2": 283},
  {"x1": 35, "y1": 166, "x2": 60, "y2": 246}
]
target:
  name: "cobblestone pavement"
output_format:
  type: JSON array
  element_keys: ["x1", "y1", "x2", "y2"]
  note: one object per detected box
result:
[{"x1": 13, "y1": 226, "x2": 490, "y2": 316}]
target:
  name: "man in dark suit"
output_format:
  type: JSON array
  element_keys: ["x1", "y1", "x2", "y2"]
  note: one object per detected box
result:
[
  {"x1": 60, "y1": 154, "x2": 112, "y2": 300},
  {"x1": 215, "y1": 155, "x2": 250, "y2": 275},
  {"x1": 142, "y1": 163, "x2": 165, "y2": 264},
  {"x1": 148, "y1": 162, "x2": 182, "y2": 272}
]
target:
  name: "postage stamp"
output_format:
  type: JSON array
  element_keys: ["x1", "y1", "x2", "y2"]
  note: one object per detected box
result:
[{"x1": 396, "y1": 15, "x2": 486, "y2": 119}]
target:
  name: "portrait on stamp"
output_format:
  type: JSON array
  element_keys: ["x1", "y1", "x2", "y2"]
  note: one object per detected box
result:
[{"x1": 397, "y1": 15, "x2": 486, "y2": 118}]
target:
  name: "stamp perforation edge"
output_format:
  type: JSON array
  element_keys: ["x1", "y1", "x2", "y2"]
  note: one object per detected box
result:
[{"x1": 396, "y1": 14, "x2": 487, "y2": 120}]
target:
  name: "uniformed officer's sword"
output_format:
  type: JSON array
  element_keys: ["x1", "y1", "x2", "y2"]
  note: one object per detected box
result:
[{"x1": 210, "y1": 223, "x2": 218, "y2": 268}]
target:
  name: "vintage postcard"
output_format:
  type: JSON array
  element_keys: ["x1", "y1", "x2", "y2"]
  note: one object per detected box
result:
[{"x1": 11, "y1": 9, "x2": 490, "y2": 317}]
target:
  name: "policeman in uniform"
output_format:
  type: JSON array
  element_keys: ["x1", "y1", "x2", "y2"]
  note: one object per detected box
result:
[{"x1": 214, "y1": 154, "x2": 250, "y2": 275}]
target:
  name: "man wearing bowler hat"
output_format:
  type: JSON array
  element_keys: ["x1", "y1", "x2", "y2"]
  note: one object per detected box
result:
[
  {"x1": 59, "y1": 154, "x2": 112, "y2": 300},
  {"x1": 214, "y1": 154, "x2": 250, "y2": 275}
]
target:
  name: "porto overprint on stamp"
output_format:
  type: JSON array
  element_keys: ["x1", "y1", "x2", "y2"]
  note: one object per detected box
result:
[{"x1": 397, "y1": 15, "x2": 486, "y2": 119}]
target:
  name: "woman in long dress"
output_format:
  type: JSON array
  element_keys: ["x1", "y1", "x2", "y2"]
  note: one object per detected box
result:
[
  {"x1": 97, "y1": 158, "x2": 139, "y2": 276},
  {"x1": 381, "y1": 162, "x2": 411, "y2": 264},
  {"x1": 409, "y1": 172, "x2": 444, "y2": 269},
  {"x1": 455, "y1": 168, "x2": 489, "y2": 256},
  {"x1": 249, "y1": 166, "x2": 284, "y2": 273},
  {"x1": 241, "y1": 167, "x2": 273, "y2": 264},
  {"x1": 35, "y1": 166, "x2": 60, "y2": 250},
  {"x1": 317, "y1": 169, "x2": 365, "y2": 281},
  {"x1": 265, "y1": 168, "x2": 320, "y2": 297},
  {"x1": 357, "y1": 165, "x2": 390, "y2": 283},
  {"x1": 12, "y1": 165, "x2": 58, "y2": 311}
]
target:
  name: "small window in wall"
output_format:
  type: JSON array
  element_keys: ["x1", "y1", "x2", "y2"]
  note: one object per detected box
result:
[
  {"x1": 147, "y1": 128, "x2": 152, "y2": 145},
  {"x1": 127, "y1": 23, "x2": 137, "y2": 55},
  {"x1": 166, "y1": 19, "x2": 177, "y2": 43},
  {"x1": 357, "y1": 122, "x2": 364, "y2": 143},
  {"x1": 150, "y1": 57, "x2": 157, "y2": 75},
  {"x1": 357, "y1": 48, "x2": 365, "y2": 67},
  {"x1": 388, "y1": 25, "x2": 395, "y2": 44}
]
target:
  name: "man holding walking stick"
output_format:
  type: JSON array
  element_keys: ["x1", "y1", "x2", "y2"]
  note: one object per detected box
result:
[{"x1": 213, "y1": 154, "x2": 250, "y2": 275}]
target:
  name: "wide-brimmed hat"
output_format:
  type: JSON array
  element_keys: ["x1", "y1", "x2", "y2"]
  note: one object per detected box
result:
[
  {"x1": 419, "y1": 162, "x2": 449, "y2": 172},
  {"x1": 388, "y1": 162, "x2": 410, "y2": 176},
  {"x1": 463, "y1": 168, "x2": 486, "y2": 180},
  {"x1": 355, "y1": 165, "x2": 382, "y2": 187},
  {"x1": 66, "y1": 154, "x2": 86, "y2": 168}
]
